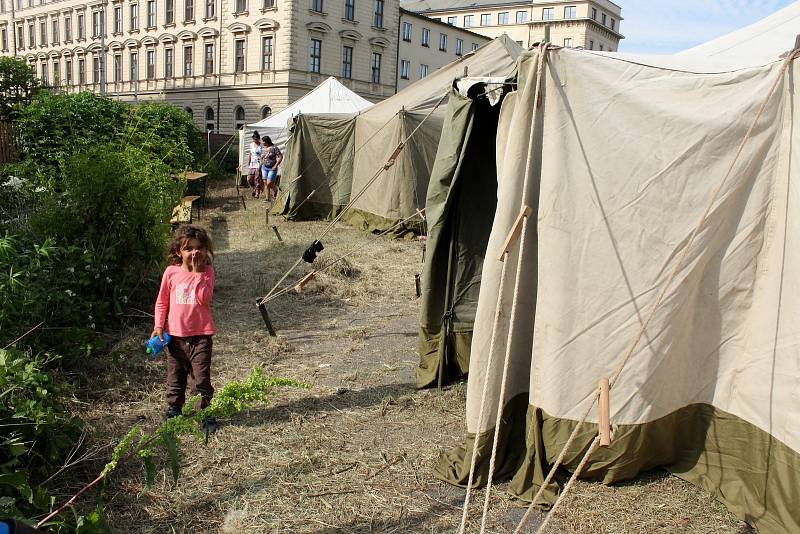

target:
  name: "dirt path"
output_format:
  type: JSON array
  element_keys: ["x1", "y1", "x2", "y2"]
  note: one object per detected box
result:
[{"x1": 76, "y1": 180, "x2": 751, "y2": 533}]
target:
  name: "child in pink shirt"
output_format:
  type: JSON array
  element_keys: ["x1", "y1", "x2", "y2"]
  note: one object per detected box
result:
[{"x1": 152, "y1": 225, "x2": 217, "y2": 431}]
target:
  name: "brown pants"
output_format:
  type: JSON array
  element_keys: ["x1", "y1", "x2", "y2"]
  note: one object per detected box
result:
[{"x1": 166, "y1": 335, "x2": 214, "y2": 410}]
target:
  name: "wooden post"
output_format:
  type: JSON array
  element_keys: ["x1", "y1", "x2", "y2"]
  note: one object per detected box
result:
[
  {"x1": 294, "y1": 271, "x2": 316, "y2": 293},
  {"x1": 497, "y1": 205, "x2": 533, "y2": 261},
  {"x1": 240, "y1": 195, "x2": 247, "y2": 210},
  {"x1": 598, "y1": 378, "x2": 611, "y2": 447},
  {"x1": 414, "y1": 273, "x2": 421, "y2": 298},
  {"x1": 265, "y1": 208, "x2": 269, "y2": 227},
  {"x1": 257, "y1": 300, "x2": 277, "y2": 337},
  {"x1": 271, "y1": 225, "x2": 283, "y2": 242}
]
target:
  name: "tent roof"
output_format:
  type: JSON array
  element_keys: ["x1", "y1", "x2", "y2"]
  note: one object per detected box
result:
[
  {"x1": 247, "y1": 76, "x2": 373, "y2": 129},
  {"x1": 604, "y1": 0, "x2": 800, "y2": 73},
  {"x1": 361, "y1": 34, "x2": 522, "y2": 120}
]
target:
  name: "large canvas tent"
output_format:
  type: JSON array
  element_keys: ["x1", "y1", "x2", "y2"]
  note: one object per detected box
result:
[
  {"x1": 276, "y1": 36, "x2": 522, "y2": 229},
  {"x1": 430, "y1": 4, "x2": 800, "y2": 533},
  {"x1": 237, "y1": 76, "x2": 372, "y2": 177}
]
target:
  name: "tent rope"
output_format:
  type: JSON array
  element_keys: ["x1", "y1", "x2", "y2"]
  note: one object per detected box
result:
[
  {"x1": 260, "y1": 90, "x2": 450, "y2": 303},
  {"x1": 260, "y1": 208, "x2": 427, "y2": 305},
  {"x1": 456, "y1": 250, "x2": 511, "y2": 534},
  {"x1": 511, "y1": 45, "x2": 800, "y2": 534}
]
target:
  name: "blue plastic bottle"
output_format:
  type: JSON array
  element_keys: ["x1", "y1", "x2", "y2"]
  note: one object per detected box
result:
[{"x1": 145, "y1": 332, "x2": 172, "y2": 356}]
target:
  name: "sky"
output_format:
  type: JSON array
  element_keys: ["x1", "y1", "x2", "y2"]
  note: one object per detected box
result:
[{"x1": 619, "y1": 0, "x2": 797, "y2": 54}]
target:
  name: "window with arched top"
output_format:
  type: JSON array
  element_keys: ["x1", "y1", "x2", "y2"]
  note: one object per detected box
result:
[
  {"x1": 261, "y1": 105, "x2": 271, "y2": 119},
  {"x1": 184, "y1": 106, "x2": 193, "y2": 116},
  {"x1": 234, "y1": 106, "x2": 246, "y2": 130},
  {"x1": 205, "y1": 107, "x2": 215, "y2": 132}
]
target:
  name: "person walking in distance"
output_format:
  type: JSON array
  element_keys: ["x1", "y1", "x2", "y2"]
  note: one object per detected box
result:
[
  {"x1": 151, "y1": 225, "x2": 218, "y2": 433},
  {"x1": 260, "y1": 135, "x2": 283, "y2": 202},
  {"x1": 248, "y1": 131, "x2": 264, "y2": 198}
]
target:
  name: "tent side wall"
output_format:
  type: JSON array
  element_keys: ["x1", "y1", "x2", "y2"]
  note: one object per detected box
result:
[
  {"x1": 436, "y1": 48, "x2": 800, "y2": 534},
  {"x1": 417, "y1": 89, "x2": 501, "y2": 388}
]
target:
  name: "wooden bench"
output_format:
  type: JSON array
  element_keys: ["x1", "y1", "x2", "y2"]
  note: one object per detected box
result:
[{"x1": 170, "y1": 195, "x2": 201, "y2": 226}]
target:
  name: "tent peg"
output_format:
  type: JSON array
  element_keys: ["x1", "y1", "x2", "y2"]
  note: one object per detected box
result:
[
  {"x1": 240, "y1": 195, "x2": 247, "y2": 210},
  {"x1": 599, "y1": 378, "x2": 611, "y2": 447},
  {"x1": 294, "y1": 271, "x2": 316, "y2": 293},
  {"x1": 256, "y1": 299, "x2": 277, "y2": 337},
  {"x1": 271, "y1": 225, "x2": 283, "y2": 242},
  {"x1": 414, "y1": 273, "x2": 421, "y2": 298},
  {"x1": 497, "y1": 205, "x2": 533, "y2": 261}
]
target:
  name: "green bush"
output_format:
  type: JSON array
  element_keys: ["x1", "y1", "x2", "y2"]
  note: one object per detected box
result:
[{"x1": 125, "y1": 102, "x2": 205, "y2": 171}]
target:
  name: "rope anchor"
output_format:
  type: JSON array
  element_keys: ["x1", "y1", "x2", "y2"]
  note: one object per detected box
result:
[{"x1": 302, "y1": 240, "x2": 324, "y2": 263}]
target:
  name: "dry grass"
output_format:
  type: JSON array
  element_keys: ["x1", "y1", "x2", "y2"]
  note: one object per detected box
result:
[{"x1": 53, "y1": 179, "x2": 752, "y2": 533}]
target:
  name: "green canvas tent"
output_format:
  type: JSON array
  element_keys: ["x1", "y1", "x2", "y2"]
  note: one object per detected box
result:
[
  {"x1": 434, "y1": 27, "x2": 800, "y2": 534},
  {"x1": 276, "y1": 36, "x2": 522, "y2": 232}
]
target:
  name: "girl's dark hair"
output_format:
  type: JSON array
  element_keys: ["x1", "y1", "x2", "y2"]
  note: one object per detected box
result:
[
  {"x1": 262, "y1": 135, "x2": 272, "y2": 146},
  {"x1": 252, "y1": 130, "x2": 260, "y2": 140},
  {"x1": 168, "y1": 225, "x2": 214, "y2": 265}
]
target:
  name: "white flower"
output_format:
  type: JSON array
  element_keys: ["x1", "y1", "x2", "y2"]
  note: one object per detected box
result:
[
  {"x1": 106, "y1": 277, "x2": 112, "y2": 283},
  {"x1": 1, "y1": 176, "x2": 24, "y2": 190},
  {"x1": 67, "y1": 267, "x2": 74, "y2": 273},
  {"x1": 34, "y1": 186, "x2": 46, "y2": 193},
  {"x1": 90, "y1": 323, "x2": 96, "y2": 329},
  {"x1": 65, "y1": 289, "x2": 75, "y2": 297}
]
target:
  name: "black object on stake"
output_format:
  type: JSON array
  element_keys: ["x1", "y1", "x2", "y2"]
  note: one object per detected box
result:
[{"x1": 302, "y1": 240, "x2": 324, "y2": 263}]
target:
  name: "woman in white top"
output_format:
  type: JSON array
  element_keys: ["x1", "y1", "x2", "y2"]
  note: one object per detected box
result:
[{"x1": 247, "y1": 131, "x2": 264, "y2": 198}]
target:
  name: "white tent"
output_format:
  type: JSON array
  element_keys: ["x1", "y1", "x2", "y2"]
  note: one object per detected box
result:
[{"x1": 238, "y1": 77, "x2": 373, "y2": 176}]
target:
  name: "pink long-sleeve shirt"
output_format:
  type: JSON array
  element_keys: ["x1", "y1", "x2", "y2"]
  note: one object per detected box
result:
[{"x1": 154, "y1": 265, "x2": 216, "y2": 337}]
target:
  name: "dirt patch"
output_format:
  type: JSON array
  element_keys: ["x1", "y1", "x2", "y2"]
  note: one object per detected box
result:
[{"x1": 56, "y1": 179, "x2": 752, "y2": 533}]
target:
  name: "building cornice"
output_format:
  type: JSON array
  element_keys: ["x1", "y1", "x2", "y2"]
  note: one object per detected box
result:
[{"x1": 399, "y1": 8, "x2": 491, "y2": 42}]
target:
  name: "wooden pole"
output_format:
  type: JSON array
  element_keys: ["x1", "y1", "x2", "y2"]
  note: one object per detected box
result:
[
  {"x1": 497, "y1": 205, "x2": 532, "y2": 261},
  {"x1": 257, "y1": 300, "x2": 277, "y2": 336},
  {"x1": 598, "y1": 378, "x2": 611, "y2": 447},
  {"x1": 294, "y1": 271, "x2": 316, "y2": 292},
  {"x1": 271, "y1": 225, "x2": 283, "y2": 242}
]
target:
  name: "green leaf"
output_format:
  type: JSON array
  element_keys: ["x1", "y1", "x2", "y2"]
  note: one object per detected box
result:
[
  {"x1": 162, "y1": 431, "x2": 181, "y2": 484},
  {"x1": 142, "y1": 455, "x2": 156, "y2": 490}
]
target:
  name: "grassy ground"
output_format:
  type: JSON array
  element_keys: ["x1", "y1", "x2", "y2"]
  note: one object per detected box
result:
[{"x1": 56, "y1": 179, "x2": 754, "y2": 533}]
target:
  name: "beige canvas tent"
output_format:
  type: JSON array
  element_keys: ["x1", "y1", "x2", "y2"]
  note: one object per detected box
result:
[
  {"x1": 434, "y1": 5, "x2": 800, "y2": 533},
  {"x1": 276, "y1": 36, "x2": 522, "y2": 230}
]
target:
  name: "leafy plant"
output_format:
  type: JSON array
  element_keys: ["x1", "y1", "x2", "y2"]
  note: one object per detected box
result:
[{"x1": 0, "y1": 57, "x2": 41, "y2": 121}]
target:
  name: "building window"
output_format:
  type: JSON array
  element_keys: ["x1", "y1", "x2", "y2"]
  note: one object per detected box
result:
[
  {"x1": 402, "y1": 21, "x2": 411, "y2": 41},
  {"x1": 309, "y1": 38, "x2": 321, "y2": 72},
  {"x1": 599, "y1": 43, "x2": 604, "y2": 51},
  {"x1": 541, "y1": 7, "x2": 553, "y2": 20},
  {"x1": 129, "y1": 51, "x2": 137, "y2": 80},
  {"x1": 261, "y1": 36, "x2": 273, "y2": 70},
  {"x1": 515, "y1": 10, "x2": 527, "y2": 23},
  {"x1": 399, "y1": 58, "x2": 408, "y2": 79},
  {"x1": 311, "y1": 0, "x2": 322, "y2": 11},
  {"x1": 371, "y1": 51, "x2": 380, "y2": 83},
  {"x1": 51, "y1": 19, "x2": 59, "y2": 44},
  {"x1": 184, "y1": 106, "x2": 193, "y2": 116},
  {"x1": 28, "y1": 22, "x2": 34, "y2": 47},
  {"x1": 260, "y1": 105, "x2": 271, "y2": 118},
  {"x1": 438, "y1": 32, "x2": 446, "y2": 51},
  {"x1": 147, "y1": 0, "x2": 156, "y2": 27},
  {"x1": 114, "y1": 7, "x2": 122, "y2": 32},
  {"x1": 65, "y1": 59, "x2": 72, "y2": 83},
  {"x1": 421, "y1": 27, "x2": 429, "y2": 47},
  {"x1": 91, "y1": 11, "x2": 100, "y2": 36},
  {"x1": 601, "y1": 13, "x2": 606, "y2": 25},
  {"x1": 130, "y1": 4, "x2": 138, "y2": 30},
  {"x1": 263, "y1": 0, "x2": 274, "y2": 8},
  {"x1": 563, "y1": 37, "x2": 572, "y2": 48},
  {"x1": 65, "y1": 17, "x2": 72, "y2": 41},
  {"x1": 234, "y1": 39, "x2": 245, "y2": 72},
  {"x1": 564, "y1": 6, "x2": 576, "y2": 19},
  {"x1": 588, "y1": 39, "x2": 593, "y2": 50},
  {"x1": 204, "y1": 107, "x2": 215, "y2": 131},
  {"x1": 610, "y1": 18, "x2": 615, "y2": 31},
  {"x1": 341, "y1": 45, "x2": 352, "y2": 78},
  {"x1": 40, "y1": 62, "x2": 47, "y2": 84},
  {"x1": 92, "y1": 54, "x2": 100, "y2": 83},
  {"x1": 497, "y1": 12, "x2": 508, "y2": 25},
  {"x1": 234, "y1": 106, "x2": 245, "y2": 129},
  {"x1": 463, "y1": 14, "x2": 473, "y2": 27},
  {"x1": 471, "y1": 42, "x2": 478, "y2": 51},
  {"x1": 204, "y1": 42, "x2": 214, "y2": 74},
  {"x1": 419, "y1": 63, "x2": 427, "y2": 78},
  {"x1": 1, "y1": 28, "x2": 6, "y2": 51},
  {"x1": 185, "y1": 0, "x2": 194, "y2": 20},
  {"x1": 166, "y1": 0, "x2": 175, "y2": 23},
  {"x1": 373, "y1": 0, "x2": 383, "y2": 28},
  {"x1": 455, "y1": 37, "x2": 462, "y2": 56},
  {"x1": 52, "y1": 60, "x2": 59, "y2": 84},
  {"x1": 480, "y1": 13, "x2": 489, "y2": 25},
  {"x1": 205, "y1": 0, "x2": 214, "y2": 18},
  {"x1": 183, "y1": 45, "x2": 193, "y2": 75},
  {"x1": 145, "y1": 49, "x2": 155, "y2": 78},
  {"x1": 344, "y1": 0, "x2": 353, "y2": 20},
  {"x1": 446, "y1": 16, "x2": 455, "y2": 25},
  {"x1": 78, "y1": 57, "x2": 85, "y2": 83},
  {"x1": 591, "y1": 7, "x2": 597, "y2": 20},
  {"x1": 113, "y1": 53, "x2": 121, "y2": 81},
  {"x1": 236, "y1": 0, "x2": 246, "y2": 12},
  {"x1": 39, "y1": 19, "x2": 46, "y2": 45},
  {"x1": 164, "y1": 47, "x2": 173, "y2": 77}
]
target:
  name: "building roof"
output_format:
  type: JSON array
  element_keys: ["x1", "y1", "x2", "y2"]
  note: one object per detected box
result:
[
  {"x1": 400, "y1": 8, "x2": 492, "y2": 41},
  {"x1": 400, "y1": 0, "x2": 621, "y2": 14}
]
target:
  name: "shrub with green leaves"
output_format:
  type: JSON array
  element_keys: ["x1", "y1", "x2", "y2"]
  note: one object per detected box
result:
[{"x1": 124, "y1": 102, "x2": 205, "y2": 171}]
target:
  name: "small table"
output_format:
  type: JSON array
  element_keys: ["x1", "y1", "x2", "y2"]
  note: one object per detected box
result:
[{"x1": 176, "y1": 171, "x2": 208, "y2": 218}]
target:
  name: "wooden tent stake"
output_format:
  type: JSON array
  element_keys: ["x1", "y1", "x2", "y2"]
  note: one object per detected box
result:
[
  {"x1": 294, "y1": 271, "x2": 316, "y2": 292},
  {"x1": 240, "y1": 195, "x2": 247, "y2": 210},
  {"x1": 383, "y1": 143, "x2": 405, "y2": 170},
  {"x1": 414, "y1": 273, "x2": 421, "y2": 298},
  {"x1": 497, "y1": 205, "x2": 532, "y2": 261},
  {"x1": 271, "y1": 225, "x2": 283, "y2": 242},
  {"x1": 598, "y1": 378, "x2": 611, "y2": 447},
  {"x1": 257, "y1": 300, "x2": 277, "y2": 336}
]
